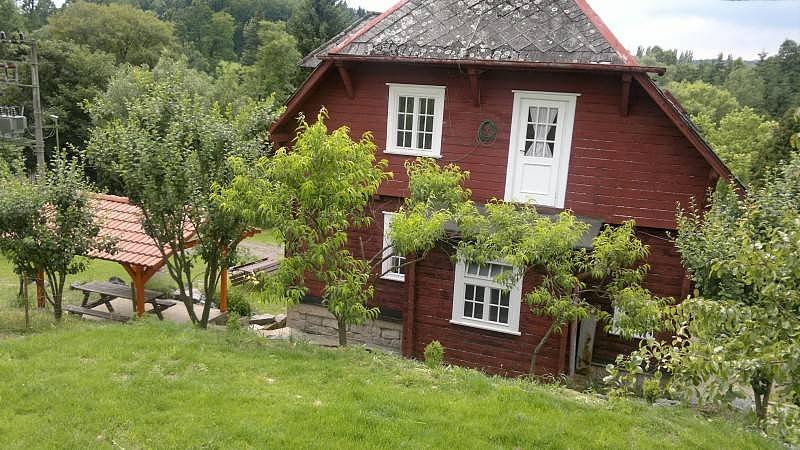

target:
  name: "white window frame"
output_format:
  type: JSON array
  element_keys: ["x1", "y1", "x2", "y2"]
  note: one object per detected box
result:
[
  {"x1": 450, "y1": 260, "x2": 522, "y2": 335},
  {"x1": 610, "y1": 306, "x2": 653, "y2": 340},
  {"x1": 504, "y1": 90, "x2": 579, "y2": 208},
  {"x1": 385, "y1": 83, "x2": 445, "y2": 158},
  {"x1": 381, "y1": 212, "x2": 405, "y2": 282}
]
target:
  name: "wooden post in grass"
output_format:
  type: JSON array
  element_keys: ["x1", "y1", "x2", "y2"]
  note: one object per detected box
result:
[{"x1": 35, "y1": 268, "x2": 45, "y2": 308}]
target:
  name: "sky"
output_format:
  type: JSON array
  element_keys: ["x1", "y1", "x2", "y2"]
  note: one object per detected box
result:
[{"x1": 345, "y1": 0, "x2": 800, "y2": 60}]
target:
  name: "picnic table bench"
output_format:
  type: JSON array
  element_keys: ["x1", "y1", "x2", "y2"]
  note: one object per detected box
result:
[{"x1": 68, "y1": 281, "x2": 178, "y2": 321}]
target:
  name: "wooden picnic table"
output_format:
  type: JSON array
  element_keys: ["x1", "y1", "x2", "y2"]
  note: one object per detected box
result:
[{"x1": 68, "y1": 281, "x2": 177, "y2": 321}]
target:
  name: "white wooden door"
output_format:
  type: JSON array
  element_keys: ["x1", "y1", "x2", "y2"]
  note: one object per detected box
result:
[{"x1": 505, "y1": 91, "x2": 578, "y2": 208}]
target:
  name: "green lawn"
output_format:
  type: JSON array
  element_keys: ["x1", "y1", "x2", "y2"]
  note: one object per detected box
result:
[{"x1": 0, "y1": 320, "x2": 775, "y2": 449}]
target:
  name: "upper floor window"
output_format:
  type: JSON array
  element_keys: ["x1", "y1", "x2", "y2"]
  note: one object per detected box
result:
[
  {"x1": 450, "y1": 260, "x2": 522, "y2": 335},
  {"x1": 385, "y1": 84, "x2": 445, "y2": 158},
  {"x1": 381, "y1": 212, "x2": 405, "y2": 282}
]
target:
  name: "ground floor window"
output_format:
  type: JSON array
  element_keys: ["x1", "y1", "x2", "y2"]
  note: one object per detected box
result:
[
  {"x1": 450, "y1": 260, "x2": 522, "y2": 335},
  {"x1": 381, "y1": 212, "x2": 405, "y2": 282}
]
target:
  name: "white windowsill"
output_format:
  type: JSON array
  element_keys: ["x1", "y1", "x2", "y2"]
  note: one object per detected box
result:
[
  {"x1": 381, "y1": 273, "x2": 405, "y2": 282},
  {"x1": 449, "y1": 319, "x2": 522, "y2": 336},
  {"x1": 384, "y1": 148, "x2": 442, "y2": 159}
]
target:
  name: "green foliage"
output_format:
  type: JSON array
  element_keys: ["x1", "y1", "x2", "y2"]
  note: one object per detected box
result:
[
  {"x1": 0, "y1": 0, "x2": 26, "y2": 32},
  {"x1": 751, "y1": 107, "x2": 800, "y2": 184},
  {"x1": 18, "y1": 0, "x2": 55, "y2": 31},
  {"x1": 45, "y1": 1, "x2": 178, "y2": 66},
  {"x1": 287, "y1": 0, "x2": 352, "y2": 56},
  {"x1": 667, "y1": 80, "x2": 740, "y2": 123},
  {"x1": 249, "y1": 20, "x2": 301, "y2": 101},
  {"x1": 607, "y1": 142, "x2": 800, "y2": 442},
  {"x1": 696, "y1": 107, "x2": 777, "y2": 183},
  {"x1": 724, "y1": 66, "x2": 766, "y2": 110},
  {"x1": 226, "y1": 289, "x2": 253, "y2": 317},
  {"x1": 756, "y1": 40, "x2": 800, "y2": 119},
  {"x1": 642, "y1": 373, "x2": 662, "y2": 404},
  {"x1": 0, "y1": 152, "x2": 114, "y2": 320},
  {"x1": 220, "y1": 110, "x2": 391, "y2": 344},
  {"x1": 389, "y1": 159, "x2": 665, "y2": 374},
  {"x1": 423, "y1": 340, "x2": 444, "y2": 369},
  {"x1": 85, "y1": 60, "x2": 260, "y2": 328},
  {"x1": 175, "y1": 2, "x2": 237, "y2": 72}
]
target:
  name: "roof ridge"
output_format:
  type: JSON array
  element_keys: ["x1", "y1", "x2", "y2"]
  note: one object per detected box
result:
[{"x1": 92, "y1": 193, "x2": 130, "y2": 204}]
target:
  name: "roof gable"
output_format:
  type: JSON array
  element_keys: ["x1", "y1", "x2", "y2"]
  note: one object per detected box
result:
[{"x1": 328, "y1": 0, "x2": 635, "y2": 66}]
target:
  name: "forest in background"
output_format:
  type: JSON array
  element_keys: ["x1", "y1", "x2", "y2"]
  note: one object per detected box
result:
[{"x1": 0, "y1": 0, "x2": 798, "y2": 185}]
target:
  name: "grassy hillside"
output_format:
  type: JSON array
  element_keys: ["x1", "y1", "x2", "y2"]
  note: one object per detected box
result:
[{"x1": 0, "y1": 320, "x2": 775, "y2": 449}]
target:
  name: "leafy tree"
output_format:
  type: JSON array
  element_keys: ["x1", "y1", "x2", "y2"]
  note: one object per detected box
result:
[
  {"x1": 248, "y1": 20, "x2": 301, "y2": 101},
  {"x1": 287, "y1": 0, "x2": 351, "y2": 56},
  {"x1": 693, "y1": 107, "x2": 777, "y2": 183},
  {"x1": 387, "y1": 159, "x2": 666, "y2": 373},
  {"x1": 667, "y1": 80, "x2": 740, "y2": 123},
  {"x1": 757, "y1": 40, "x2": 800, "y2": 118},
  {"x1": 45, "y1": 1, "x2": 178, "y2": 66},
  {"x1": 174, "y1": 1, "x2": 237, "y2": 71},
  {"x1": 86, "y1": 61, "x2": 264, "y2": 328},
  {"x1": 724, "y1": 66, "x2": 766, "y2": 111},
  {"x1": 0, "y1": 0, "x2": 26, "y2": 33},
  {"x1": 751, "y1": 107, "x2": 800, "y2": 184},
  {"x1": 18, "y1": 0, "x2": 55, "y2": 31},
  {"x1": 220, "y1": 110, "x2": 391, "y2": 345},
  {"x1": 606, "y1": 127, "x2": 800, "y2": 442},
  {"x1": 0, "y1": 153, "x2": 114, "y2": 320}
]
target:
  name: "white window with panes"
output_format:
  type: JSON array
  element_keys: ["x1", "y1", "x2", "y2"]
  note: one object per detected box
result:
[
  {"x1": 381, "y1": 212, "x2": 405, "y2": 282},
  {"x1": 385, "y1": 84, "x2": 445, "y2": 157},
  {"x1": 450, "y1": 260, "x2": 522, "y2": 335}
]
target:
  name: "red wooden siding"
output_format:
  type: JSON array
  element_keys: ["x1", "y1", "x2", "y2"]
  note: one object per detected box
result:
[
  {"x1": 273, "y1": 62, "x2": 712, "y2": 230},
  {"x1": 409, "y1": 244, "x2": 568, "y2": 377}
]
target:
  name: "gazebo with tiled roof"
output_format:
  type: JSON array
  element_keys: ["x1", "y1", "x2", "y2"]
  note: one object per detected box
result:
[{"x1": 36, "y1": 194, "x2": 232, "y2": 317}]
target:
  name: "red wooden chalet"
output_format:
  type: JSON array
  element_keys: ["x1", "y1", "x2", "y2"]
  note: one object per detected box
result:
[{"x1": 270, "y1": 0, "x2": 737, "y2": 377}]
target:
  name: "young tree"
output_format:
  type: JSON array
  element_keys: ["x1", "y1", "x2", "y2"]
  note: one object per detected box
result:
[
  {"x1": 0, "y1": 0, "x2": 25, "y2": 33},
  {"x1": 667, "y1": 80, "x2": 741, "y2": 123},
  {"x1": 606, "y1": 129, "x2": 800, "y2": 442},
  {"x1": 0, "y1": 153, "x2": 113, "y2": 320},
  {"x1": 86, "y1": 61, "x2": 265, "y2": 328},
  {"x1": 220, "y1": 110, "x2": 391, "y2": 345},
  {"x1": 387, "y1": 159, "x2": 666, "y2": 374}
]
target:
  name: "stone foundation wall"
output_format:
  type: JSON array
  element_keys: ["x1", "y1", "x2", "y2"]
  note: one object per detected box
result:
[{"x1": 287, "y1": 303, "x2": 402, "y2": 352}]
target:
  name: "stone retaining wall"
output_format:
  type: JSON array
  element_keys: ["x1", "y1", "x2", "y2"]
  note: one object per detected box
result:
[{"x1": 287, "y1": 303, "x2": 402, "y2": 352}]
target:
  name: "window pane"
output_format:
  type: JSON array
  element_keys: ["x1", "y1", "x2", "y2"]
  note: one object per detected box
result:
[
  {"x1": 474, "y1": 302, "x2": 483, "y2": 319},
  {"x1": 475, "y1": 286, "x2": 485, "y2": 302},
  {"x1": 464, "y1": 302, "x2": 473, "y2": 318},
  {"x1": 490, "y1": 264, "x2": 503, "y2": 277},
  {"x1": 489, "y1": 305, "x2": 498, "y2": 322},
  {"x1": 467, "y1": 263, "x2": 478, "y2": 275},
  {"x1": 490, "y1": 289, "x2": 500, "y2": 305},
  {"x1": 465, "y1": 284, "x2": 474, "y2": 300},
  {"x1": 478, "y1": 265, "x2": 490, "y2": 277},
  {"x1": 424, "y1": 133, "x2": 432, "y2": 149},
  {"x1": 499, "y1": 307, "x2": 508, "y2": 324},
  {"x1": 500, "y1": 291, "x2": 509, "y2": 306}
]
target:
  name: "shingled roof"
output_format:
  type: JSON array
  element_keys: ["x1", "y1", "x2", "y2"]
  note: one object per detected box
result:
[
  {"x1": 317, "y1": 0, "x2": 636, "y2": 67},
  {"x1": 90, "y1": 194, "x2": 194, "y2": 268}
]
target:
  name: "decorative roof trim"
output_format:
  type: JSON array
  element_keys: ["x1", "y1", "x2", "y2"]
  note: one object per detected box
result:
[
  {"x1": 329, "y1": 0, "x2": 412, "y2": 55},
  {"x1": 573, "y1": 0, "x2": 638, "y2": 66},
  {"x1": 632, "y1": 73, "x2": 742, "y2": 190}
]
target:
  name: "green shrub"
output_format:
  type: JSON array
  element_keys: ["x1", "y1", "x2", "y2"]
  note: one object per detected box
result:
[
  {"x1": 226, "y1": 289, "x2": 252, "y2": 317},
  {"x1": 642, "y1": 374, "x2": 663, "y2": 403},
  {"x1": 424, "y1": 340, "x2": 444, "y2": 369}
]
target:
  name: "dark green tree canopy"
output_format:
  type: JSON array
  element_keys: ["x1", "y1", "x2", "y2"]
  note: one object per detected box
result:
[{"x1": 287, "y1": 0, "x2": 352, "y2": 56}]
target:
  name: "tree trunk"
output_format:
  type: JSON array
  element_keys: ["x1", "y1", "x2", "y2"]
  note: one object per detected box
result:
[
  {"x1": 751, "y1": 373, "x2": 773, "y2": 422},
  {"x1": 22, "y1": 274, "x2": 30, "y2": 330},
  {"x1": 337, "y1": 317, "x2": 347, "y2": 346},
  {"x1": 530, "y1": 326, "x2": 556, "y2": 374}
]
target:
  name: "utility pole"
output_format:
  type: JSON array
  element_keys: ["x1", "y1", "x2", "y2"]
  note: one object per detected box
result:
[
  {"x1": 0, "y1": 32, "x2": 46, "y2": 173},
  {"x1": 30, "y1": 40, "x2": 44, "y2": 172}
]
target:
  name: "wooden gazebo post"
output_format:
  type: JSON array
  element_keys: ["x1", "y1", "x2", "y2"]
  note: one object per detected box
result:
[
  {"x1": 122, "y1": 263, "x2": 160, "y2": 317},
  {"x1": 220, "y1": 266, "x2": 228, "y2": 313}
]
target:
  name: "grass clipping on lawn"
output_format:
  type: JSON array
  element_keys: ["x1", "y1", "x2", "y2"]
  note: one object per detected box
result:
[{"x1": 0, "y1": 321, "x2": 776, "y2": 449}]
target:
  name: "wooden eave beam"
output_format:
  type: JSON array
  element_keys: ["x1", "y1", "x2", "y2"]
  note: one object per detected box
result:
[
  {"x1": 620, "y1": 73, "x2": 632, "y2": 117},
  {"x1": 335, "y1": 62, "x2": 354, "y2": 99},
  {"x1": 466, "y1": 67, "x2": 482, "y2": 107}
]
